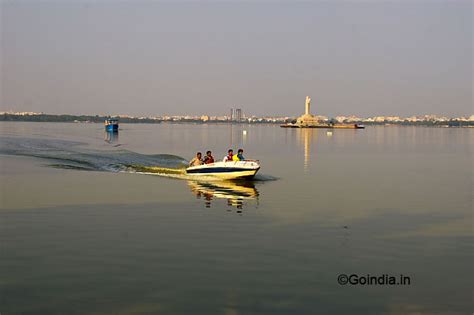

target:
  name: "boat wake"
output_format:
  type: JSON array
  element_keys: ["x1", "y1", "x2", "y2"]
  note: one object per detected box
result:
[
  {"x1": 0, "y1": 136, "x2": 277, "y2": 182},
  {"x1": 0, "y1": 136, "x2": 188, "y2": 174}
]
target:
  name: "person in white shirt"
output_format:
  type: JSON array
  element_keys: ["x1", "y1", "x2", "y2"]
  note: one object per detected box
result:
[{"x1": 223, "y1": 149, "x2": 234, "y2": 162}]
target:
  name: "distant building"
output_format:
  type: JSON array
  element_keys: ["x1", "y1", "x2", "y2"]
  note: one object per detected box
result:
[
  {"x1": 235, "y1": 108, "x2": 243, "y2": 122},
  {"x1": 229, "y1": 107, "x2": 243, "y2": 122},
  {"x1": 0, "y1": 111, "x2": 43, "y2": 116}
]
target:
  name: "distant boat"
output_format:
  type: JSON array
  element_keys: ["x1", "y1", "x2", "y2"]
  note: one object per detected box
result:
[
  {"x1": 105, "y1": 118, "x2": 119, "y2": 132},
  {"x1": 281, "y1": 123, "x2": 364, "y2": 129}
]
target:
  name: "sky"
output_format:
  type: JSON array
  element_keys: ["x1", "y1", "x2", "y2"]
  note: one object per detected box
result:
[{"x1": 1, "y1": 0, "x2": 472, "y2": 117}]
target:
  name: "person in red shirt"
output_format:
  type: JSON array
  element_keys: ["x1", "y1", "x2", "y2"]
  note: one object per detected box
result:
[{"x1": 203, "y1": 151, "x2": 215, "y2": 164}]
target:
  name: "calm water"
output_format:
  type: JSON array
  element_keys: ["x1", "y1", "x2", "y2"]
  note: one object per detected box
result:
[{"x1": 0, "y1": 122, "x2": 472, "y2": 315}]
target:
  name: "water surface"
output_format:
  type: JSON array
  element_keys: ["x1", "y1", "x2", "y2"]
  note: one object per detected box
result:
[{"x1": 0, "y1": 122, "x2": 472, "y2": 314}]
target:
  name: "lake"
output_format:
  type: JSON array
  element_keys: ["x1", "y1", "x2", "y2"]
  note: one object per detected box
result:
[{"x1": 0, "y1": 122, "x2": 472, "y2": 314}]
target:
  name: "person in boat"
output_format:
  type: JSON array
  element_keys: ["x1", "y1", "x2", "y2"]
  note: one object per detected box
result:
[
  {"x1": 203, "y1": 151, "x2": 215, "y2": 164},
  {"x1": 189, "y1": 152, "x2": 203, "y2": 167},
  {"x1": 223, "y1": 149, "x2": 234, "y2": 162},
  {"x1": 233, "y1": 149, "x2": 245, "y2": 161}
]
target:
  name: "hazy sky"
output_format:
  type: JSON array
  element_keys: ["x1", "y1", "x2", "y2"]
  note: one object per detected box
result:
[{"x1": 1, "y1": 0, "x2": 472, "y2": 117}]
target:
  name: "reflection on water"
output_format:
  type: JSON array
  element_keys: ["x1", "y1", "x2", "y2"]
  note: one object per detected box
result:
[
  {"x1": 296, "y1": 129, "x2": 317, "y2": 171},
  {"x1": 188, "y1": 180, "x2": 259, "y2": 211},
  {"x1": 228, "y1": 124, "x2": 245, "y2": 148},
  {"x1": 104, "y1": 130, "x2": 119, "y2": 145}
]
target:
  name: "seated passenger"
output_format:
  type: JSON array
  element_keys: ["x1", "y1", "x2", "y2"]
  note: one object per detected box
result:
[
  {"x1": 223, "y1": 149, "x2": 234, "y2": 162},
  {"x1": 189, "y1": 152, "x2": 203, "y2": 167},
  {"x1": 203, "y1": 151, "x2": 215, "y2": 164},
  {"x1": 233, "y1": 149, "x2": 245, "y2": 161}
]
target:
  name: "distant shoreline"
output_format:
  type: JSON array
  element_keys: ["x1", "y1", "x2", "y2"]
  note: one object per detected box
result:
[
  {"x1": 1, "y1": 113, "x2": 473, "y2": 127},
  {"x1": 0, "y1": 114, "x2": 162, "y2": 124}
]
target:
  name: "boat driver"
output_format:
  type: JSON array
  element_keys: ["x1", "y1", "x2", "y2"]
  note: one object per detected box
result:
[
  {"x1": 189, "y1": 152, "x2": 204, "y2": 167},
  {"x1": 233, "y1": 149, "x2": 245, "y2": 161}
]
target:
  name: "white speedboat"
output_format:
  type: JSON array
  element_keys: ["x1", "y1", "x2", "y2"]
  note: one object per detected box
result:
[{"x1": 186, "y1": 160, "x2": 260, "y2": 180}]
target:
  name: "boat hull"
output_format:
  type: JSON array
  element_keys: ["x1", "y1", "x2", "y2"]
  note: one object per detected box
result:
[{"x1": 186, "y1": 161, "x2": 260, "y2": 180}]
